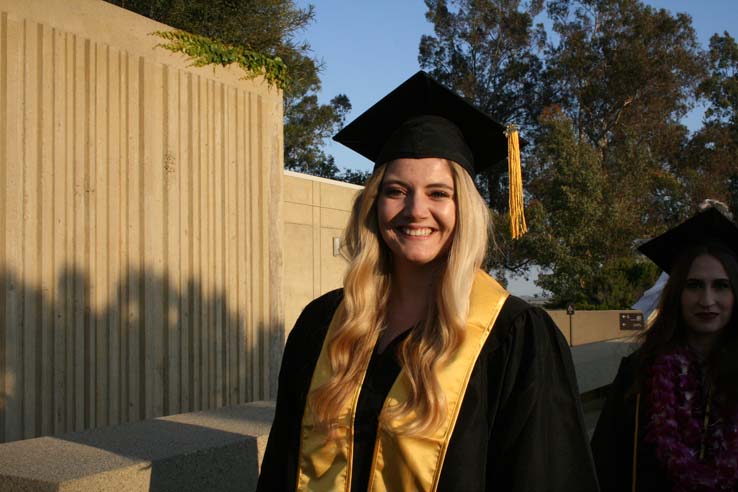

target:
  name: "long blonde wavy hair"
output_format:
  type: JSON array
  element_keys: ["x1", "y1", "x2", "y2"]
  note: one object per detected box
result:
[{"x1": 308, "y1": 159, "x2": 492, "y2": 435}]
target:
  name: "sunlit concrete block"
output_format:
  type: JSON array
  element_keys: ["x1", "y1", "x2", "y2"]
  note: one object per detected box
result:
[{"x1": 0, "y1": 401, "x2": 275, "y2": 492}]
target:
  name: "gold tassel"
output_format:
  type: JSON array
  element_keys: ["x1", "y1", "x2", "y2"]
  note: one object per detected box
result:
[{"x1": 506, "y1": 124, "x2": 527, "y2": 239}]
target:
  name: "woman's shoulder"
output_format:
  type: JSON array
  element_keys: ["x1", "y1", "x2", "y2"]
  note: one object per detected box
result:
[
  {"x1": 286, "y1": 289, "x2": 344, "y2": 345},
  {"x1": 494, "y1": 295, "x2": 558, "y2": 336},
  {"x1": 501, "y1": 294, "x2": 538, "y2": 318},
  {"x1": 481, "y1": 295, "x2": 570, "y2": 362},
  {"x1": 300, "y1": 288, "x2": 344, "y2": 320}
]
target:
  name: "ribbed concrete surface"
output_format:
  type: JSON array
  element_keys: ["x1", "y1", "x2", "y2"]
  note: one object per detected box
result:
[
  {"x1": 0, "y1": 401, "x2": 275, "y2": 491},
  {"x1": 0, "y1": 0, "x2": 285, "y2": 444}
]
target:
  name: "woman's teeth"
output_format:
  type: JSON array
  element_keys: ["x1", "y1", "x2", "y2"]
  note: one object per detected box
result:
[{"x1": 401, "y1": 227, "x2": 432, "y2": 236}]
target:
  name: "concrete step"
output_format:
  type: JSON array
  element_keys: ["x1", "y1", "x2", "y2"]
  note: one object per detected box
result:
[{"x1": 0, "y1": 401, "x2": 275, "y2": 492}]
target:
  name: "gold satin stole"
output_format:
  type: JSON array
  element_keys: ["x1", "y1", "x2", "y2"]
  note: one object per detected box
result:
[{"x1": 296, "y1": 271, "x2": 509, "y2": 492}]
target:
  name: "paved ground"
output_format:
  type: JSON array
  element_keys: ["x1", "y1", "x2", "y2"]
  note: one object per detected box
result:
[{"x1": 570, "y1": 337, "x2": 637, "y2": 439}]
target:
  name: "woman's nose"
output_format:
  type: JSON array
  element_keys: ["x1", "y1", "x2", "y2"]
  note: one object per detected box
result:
[
  {"x1": 699, "y1": 288, "x2": 716, "y2": 307},
  {"x1": 404, "y1": 193, "x2": 428, "y2": 218}
]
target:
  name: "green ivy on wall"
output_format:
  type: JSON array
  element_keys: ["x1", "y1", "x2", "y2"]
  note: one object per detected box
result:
[{"x1": 153, "y1": 30, "x2": 288, "y2": 90}]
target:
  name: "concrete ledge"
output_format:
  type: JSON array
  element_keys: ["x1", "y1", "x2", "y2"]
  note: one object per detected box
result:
[{"x1": 0, "y1": 401, "x2": 275, "y2": 492}]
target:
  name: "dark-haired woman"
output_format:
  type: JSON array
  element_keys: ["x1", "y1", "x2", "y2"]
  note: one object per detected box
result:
[{"x1": 591, "y1": 207, "x2": 738, "y2": 492}]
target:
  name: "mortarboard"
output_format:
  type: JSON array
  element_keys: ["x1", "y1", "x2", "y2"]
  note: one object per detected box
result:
[
  {"x1": 333, "y1": 70, "x2": 527, "y2": 238},
  {"x1": 638, "y1": 207, "x2": 738, "y2": 273}
]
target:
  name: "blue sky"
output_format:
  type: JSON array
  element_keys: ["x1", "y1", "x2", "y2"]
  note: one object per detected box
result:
[
  {"x1": 294, "y1": 0, "x2": 738, "y2": 173},
  {"x1": 292, "y1": 0, "x2": 738, "y2": 296}
]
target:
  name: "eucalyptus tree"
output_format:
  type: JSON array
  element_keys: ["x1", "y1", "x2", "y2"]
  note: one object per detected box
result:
[
  {"x1": 682, "y1": 32, "x2": 738, "y2": 217},
  {"x1": 532, "y1": 0, "x2": 705, "y2": 307},
  {"x1": 419, "y1": 0, "x2": 709, "y2": 307}
]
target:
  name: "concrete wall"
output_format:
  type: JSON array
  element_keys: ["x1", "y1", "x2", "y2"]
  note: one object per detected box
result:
[
  {"x1": 547, "y1": 310, "x2": 644, "y2": 346},
  {"x1": 282, "y1": 171, "x2": 362, "y2": 332},
  {"x1": 0, "y1": 0, "x2": 284, "y2": 443}
]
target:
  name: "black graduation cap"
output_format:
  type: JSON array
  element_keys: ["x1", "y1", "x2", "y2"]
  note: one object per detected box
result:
[
  {"x1": 638, "y1": 207, "x2": 738, "y2": 273},
  {"x1": 333, "y1": 70, "x2": 520, "y2": 176},
  {"x1": 333, "y1": 70, "x2": 528, "y2": 238}
]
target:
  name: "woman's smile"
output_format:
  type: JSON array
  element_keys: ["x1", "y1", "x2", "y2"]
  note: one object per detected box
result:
[
  {"x1": 377, "y1": 158, "x2": 457, "y2": 268},
  {"x1": 396, "y1": 226, "x2": 434, "y2": 237}
]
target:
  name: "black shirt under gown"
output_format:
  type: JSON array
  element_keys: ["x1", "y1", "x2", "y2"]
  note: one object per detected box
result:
[{"x1": 257, "y1": 289, "x2": 600, "y2": 492}]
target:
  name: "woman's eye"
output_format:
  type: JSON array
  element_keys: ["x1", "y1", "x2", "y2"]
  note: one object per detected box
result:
[
  {"x1": 684, "y1": 280, "x2": 704, "y2": 290},
  {"x1": 714, "y1": 279, "x2": 731, "y2": 291},
  {"x1": 430, "y1": 190, "x2": 451, "y2": 199},
  {"x1": 383, "y1": 187, "x2": 404, "y2": 197}
]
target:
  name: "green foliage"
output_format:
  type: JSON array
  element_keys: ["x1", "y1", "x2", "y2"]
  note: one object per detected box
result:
[
  {"x1": 419, "y1": 0, "x2": 545, "y2": 130},
  {"x1": 729, "y1": 176, "x2": 738, "y2": 219},
  {"x1": 679, "y1": 122, "x2": 738, "y2": 214},
  {"x1": 535, "y1": 0, "x2": 708, "y2": 307},
  {"x1": 700, "y1": 32, "x2": 738, "y2": 127},
  {"x1": 545, "y1": 0, "x2": 704, "y2": 148},
  {"x1": 422, "y1": 0, "x2": 720, "y2": 308},
  {"x1": 283, "y1": 93, "x2": 352, "y2": 179},
  {"x1": 541, "y1": 257, "x2": 660, "y2": 310},
  {"x1": 153, "y1": 30, "x2": 288, "y2": 89},
  {"x1": 336, "y1": 168, "x2": 372, "y2": 186},
  {"x1": 681, "y1": 32, "x2": 738, "y2": 217},
  {"x1": 525, "y1": 107, "x2": 609, "y2": 307}
]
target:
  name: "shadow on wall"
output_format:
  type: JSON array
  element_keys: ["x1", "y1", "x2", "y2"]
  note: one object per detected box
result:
[{"x1": 0, "y1": 264, "x2": 282, "y2": 444}]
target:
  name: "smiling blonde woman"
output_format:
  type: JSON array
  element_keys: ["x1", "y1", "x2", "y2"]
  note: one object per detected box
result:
[{"x1": 257, "y1": 71, "x2": 598, "y2": 492}]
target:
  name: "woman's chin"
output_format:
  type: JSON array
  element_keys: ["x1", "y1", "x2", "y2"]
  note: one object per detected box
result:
[{"x1": 394, "y1": 252, "x2": 447, "y2": 269}]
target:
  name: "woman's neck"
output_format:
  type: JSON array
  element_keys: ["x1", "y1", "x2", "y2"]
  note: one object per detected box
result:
[
  {"x1": 686, "y1": 332, "x2": 718, "y2": 364},
  {"x1": 390, "y1": 259, "x2": 442, "y2": 305},
  {"x1": 375, "y1": 260, "x2": 443, "y2": 352}
]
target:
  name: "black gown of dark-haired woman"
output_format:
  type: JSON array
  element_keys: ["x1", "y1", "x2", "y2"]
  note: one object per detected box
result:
[
  {"x1": 592, "y1": 352, "x2": 738, "y2": 492},
  {"x1": 256, "y1": 287, "x2": 600, "y2": 492},
  {"x1": 591, "y1": 354, "x2": 672, "y2": 492}
]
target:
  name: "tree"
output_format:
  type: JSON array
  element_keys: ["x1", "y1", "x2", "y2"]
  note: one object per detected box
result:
[
  {"x1": 543, "y1": 0, "x2": 704, "y2": 223},
  {"x1": 420, "y1": 0, "x2": 708, "y2": 307},
  {"x1": 526, "y1": 0, "x2": 707, "y2": 307},
  {"x1": 420, "y1": 0, "x2": 546, "y2": 128},
  {"x1": 284, "y1": 93, "x2": 351, "y2": 177},
  {"x1": 525, "y1": 106, "x2": 661, "y2": 307},
  {"x1": 418, "y1": 0, "x2": 548, "y2": 279},
  {"x1": 106, "y1": 0, "x2": 352, "y2": 179},
  {"x1": 681, "y1": 32, "x2": 738, "y2": 217},
  {"x1": 700, "y1": 33, "x2": 738, "y2": 128}
]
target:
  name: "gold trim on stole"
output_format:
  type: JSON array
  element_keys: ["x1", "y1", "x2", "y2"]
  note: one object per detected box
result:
[
  {"x1": 296, "y1": 271, "x2": 509, "y2": 492},
  {"x1": 368, "y1": 271, "x2": 508, "y2": 492},
  {"x1": 296, "y1": 303, "x2": 368, "y2": 492}
]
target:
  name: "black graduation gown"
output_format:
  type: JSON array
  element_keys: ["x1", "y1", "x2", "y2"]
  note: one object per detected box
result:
[
  {"x1": 257, "y1": 290, "x2": 600, "y2": 492},
  {"x1": 591, "y1": 355, "x2": 738, "y2": 492},
  {"x1": 590, "y1": 354, "x2": 672, "y2": 492}
]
